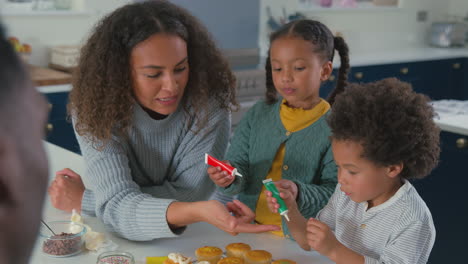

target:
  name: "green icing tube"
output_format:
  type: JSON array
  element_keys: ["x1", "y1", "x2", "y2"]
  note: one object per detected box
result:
[{"x1": 262, "y1": 178, "x2": 290, "y2": 221}]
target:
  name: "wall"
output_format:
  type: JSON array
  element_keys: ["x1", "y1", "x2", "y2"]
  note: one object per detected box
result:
[
  {"x1": 2, "y1": 0, "x2": 466, "y2": 67},
  {"x1": 1, "y1": 0, "x2": 131, "y2": 66},
  {"x1": 259, "y1": 0, "x2": 450, "y2": 58},
  {"x1": 170, "y1": 0, "x2": 259, "y2": 50},
  {"x1": 448, "y1": 0, "x2": 468, "y2": 18},
  {"x1": 2, "y1": 0, "x2": 260, "y2": 66}
]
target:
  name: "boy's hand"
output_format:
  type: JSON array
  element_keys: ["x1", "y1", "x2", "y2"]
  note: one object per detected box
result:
[
  {"x1": 306, "y1": 218, "x2": 340, "y2": 257},
  {"x1": 265, "y1": 179, "x2": 298, "y2": 213},
  {"x1": 207, "y1": 160, "x2": 235, "y2": 187}
]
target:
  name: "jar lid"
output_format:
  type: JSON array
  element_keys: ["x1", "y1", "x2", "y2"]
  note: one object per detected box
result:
[{"x1": 96, "y1": 251, "x2": 135, "y2": 264}]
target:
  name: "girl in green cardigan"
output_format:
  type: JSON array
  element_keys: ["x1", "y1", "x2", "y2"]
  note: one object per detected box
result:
[{"x1": 208, "y1": 19, "x2": 351, "y2": 237}]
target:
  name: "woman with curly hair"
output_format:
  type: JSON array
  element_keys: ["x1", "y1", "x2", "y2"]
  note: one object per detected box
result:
[
  {"x1": 267, "y1": 78, "x2": 440, "y2": 263},
  {"x1": 47, "y1": 0, "x2": 279, "y2": 241}
]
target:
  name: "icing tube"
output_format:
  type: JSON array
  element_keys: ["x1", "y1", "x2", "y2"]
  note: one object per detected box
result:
[
  {"x1": 205, "y1": 153, "x2": 243, "y2": 177},
  {"x1": 262, "y1": 179, "x2": 290, "y2": 221}
]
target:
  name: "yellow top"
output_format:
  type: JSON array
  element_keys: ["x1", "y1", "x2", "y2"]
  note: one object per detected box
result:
[
  {"x1": 146, "y1": 256, "x2": 168, "y2": 264},
  {"x1": 255, "y1": 99, "x2": 330, "y2": 236}
]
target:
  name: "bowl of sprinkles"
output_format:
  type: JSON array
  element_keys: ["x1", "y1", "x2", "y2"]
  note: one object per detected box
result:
[{"x1": 96, "y1": 251, "x2": 135, "y2": 264}]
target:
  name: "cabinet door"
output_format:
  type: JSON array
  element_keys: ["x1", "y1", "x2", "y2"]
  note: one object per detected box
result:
[
  {"x1": 452, "y1": 58, "x2": 468, "y2": 100},
  {"x1": 46, "y1": 119, "x2": 81, "y2": 154},
  {"x1": 322, "y1": 58, "x2": 465, "y2": 102},
  {"x1": 44, "y1": 92, "x2": 80, "y2": 154},
  {"x1": 412, "y1": 131, "x2": 468, "y2": 263}
]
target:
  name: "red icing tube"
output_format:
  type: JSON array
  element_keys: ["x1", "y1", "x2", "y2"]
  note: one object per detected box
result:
[{"x1": 205, "y1": 153, "x2": 243, "y2": 177}]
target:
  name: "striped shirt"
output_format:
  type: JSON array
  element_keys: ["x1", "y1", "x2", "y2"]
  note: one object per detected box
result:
[
  {"x1": 78, "y1": 101, "x2": 231, "y2": 241},
  {"x1": 317, "y1": 180, "x2": 435, "y2": 264}
]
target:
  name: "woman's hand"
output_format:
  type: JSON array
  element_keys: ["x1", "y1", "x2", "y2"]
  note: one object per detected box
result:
[
  {"x1": 204, "y1": 200, "x2": 280, "y2": 235},
  {"x1": 48, "y1": 168, "x2": 85, "y2": 213},
  {"x1": 306, "y1": 218, "x2": 340, "y2": 257},
  {"x1": 226, "y1": 199, "x2": 255, "y2": 225},
  {"x1": 265, "y1": 179, "x2": 298, "y2": 213},
  {"x1": 207, "y1": 160, "x2": 235, "y2": 188}
]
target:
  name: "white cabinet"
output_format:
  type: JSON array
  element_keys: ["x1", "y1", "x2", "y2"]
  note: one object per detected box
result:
[{"x1": 0, "y1": 0, "x2": 90, "y2": 16}]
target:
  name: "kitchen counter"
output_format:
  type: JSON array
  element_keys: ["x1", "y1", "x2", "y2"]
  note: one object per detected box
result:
[
  {"x1": 29, "y1": 65, "x2": 72, "y2": 86},
  {"x1": 434, "y1": 115, "x2": 468, "y2": 136},
  {"x1": 432, "y1": 100, "x2": 468, "y2": 136},
  {"x1": 344, "y1": 46, "x2": 468, "y2": 67},
  {"x1": 29, "y1": 143, "x2": 334, "y2": 264}
]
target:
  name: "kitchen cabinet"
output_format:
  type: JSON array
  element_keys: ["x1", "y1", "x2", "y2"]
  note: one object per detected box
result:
[
  {"x1": 320, "y1": 58, "x2": 467, "y2": 100},
  {"x1": 44, "y1": 92, "x2": 80, "y2": 154},
  {"x1": 459, "y1": 58, "x2": 468, "y2": 100},
  {"x1": 411, "y1": 131, "x2": 468, "y2": 263}
]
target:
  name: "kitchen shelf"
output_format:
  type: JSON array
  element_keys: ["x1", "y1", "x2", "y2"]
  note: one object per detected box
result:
[
  {"x1": 0, "y1": 10, "x2": 92, "y2": 16},
  {"x1": 298, "y1": 1, "x2": 400, "y2": 12}
]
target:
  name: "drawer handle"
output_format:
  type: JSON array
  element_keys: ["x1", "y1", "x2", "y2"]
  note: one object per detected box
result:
[
  {"x1": 400, "y1": 67, "x2": 409, "y2": 74},
  {"x1": 453, "y1": 63, "x2": 461, "y2": 69},
  {"x1": 354, "y1": 72, "x2": 363, "y2": 79},
  {"x1": 46, "y1": 123, "x2": 53, "y2": 133},
  {"x1": 456, "y1": 138, "x2": 467, "y2": 149},
  {"x1": 48, "y1": 103, "x2": 53, "y2": 112},
  {"x1": 328, "y1": 75, "x2": 335, "y2": 81}
]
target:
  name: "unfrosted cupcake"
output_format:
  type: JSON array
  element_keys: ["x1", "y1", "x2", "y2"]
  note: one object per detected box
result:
[
  {"x1": 225, "y1": 243, "x2": 251, "y2": 259},
  {"x1": 217, "y1": 257, "x2": 245, "y2": 264},
  {"x1": 195, "y1": 246, "x2": 224, "y2": 264},
  {"x1": 244, "y1": 250, "x2": 272, "y2": 264},
  {"x1": 272, "y1": 260, "x2": 296, "y2": 264}
]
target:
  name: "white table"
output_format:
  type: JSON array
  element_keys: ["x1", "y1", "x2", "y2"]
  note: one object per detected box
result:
[{"x1": 29, "y1": 143, "x2": 334, "y2": 264}]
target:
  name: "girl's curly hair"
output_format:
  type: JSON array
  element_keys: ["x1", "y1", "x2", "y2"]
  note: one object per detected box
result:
[
  {"x1": 327, "y1": 78, "x2": 440, "y2": 179},
  {"x1": 69, "y1": 0, "x2": 237, "y2": 147},
  {"x1": 264, "y1": 19, "x2": 350, "y2": 105}
]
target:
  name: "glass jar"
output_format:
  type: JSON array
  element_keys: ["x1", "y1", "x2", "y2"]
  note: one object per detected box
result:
[{"x1": 96, "y1": 251, "x2": 135, "y2": 264}]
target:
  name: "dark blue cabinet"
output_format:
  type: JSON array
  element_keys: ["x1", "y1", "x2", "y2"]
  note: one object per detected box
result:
[
  {"x1": 412, "y1": 131, "x2": 468, "y2": 263},
  {"x1": 44, "y1": 92, "x2": 80, "y2": 154},
  {"x1": 458, "y1": 58, "x2": 468, "y2": 100},
  {"x1": 320, "y1": 58, "x2": 467, "y2": 101}
]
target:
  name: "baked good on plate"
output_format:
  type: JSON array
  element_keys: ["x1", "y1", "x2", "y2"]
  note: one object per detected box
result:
[
  {"x1": 272, "y1": 260, "x2": 296, "y2": 264},
  {"x1": 217, "y1": 257, "x2": 245, "y2": 264},
  {"x1": 195, "y1": 246, "x2": 223, "y2": 264},
  {"x1": 244, "y1": 250, "x2": 272, "y2": 264},
  {"x1": 225, "y1": 243, "x2": 251, "y2": 259}
]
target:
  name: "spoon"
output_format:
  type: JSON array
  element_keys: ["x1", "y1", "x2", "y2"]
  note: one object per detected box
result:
[{"x1": 41, "y1": 220, "x2": 57, "y2": 236}]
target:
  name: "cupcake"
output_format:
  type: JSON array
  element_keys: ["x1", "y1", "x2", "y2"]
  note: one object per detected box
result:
[
  {"x1": 163, "y1": 253, "x2": 192, "y2": 264},
  {"x1": 225, "y1": 243, "x2": 251, "y2": 259},
  {"x1": 272, "y1": 260, "x2": 296, "y2": 264},
  {"x1": 195, "y1": 246, "x2": 224, "y2": 264},
  {"x1": 244, "y1": 250, "x2": 272, "y2": 264},
  {"x1": 217, "y1": 257, "x2": 245, "y2": 264}
]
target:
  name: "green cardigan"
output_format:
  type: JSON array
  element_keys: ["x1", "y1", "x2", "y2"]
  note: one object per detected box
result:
[{"x1": 223, "y1": 99, "x2": 337, "y2": 236}]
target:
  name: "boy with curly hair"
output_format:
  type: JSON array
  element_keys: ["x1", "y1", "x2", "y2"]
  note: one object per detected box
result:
[{"x1": 267, "y1": 78, "x2": 440, "y2": 264}]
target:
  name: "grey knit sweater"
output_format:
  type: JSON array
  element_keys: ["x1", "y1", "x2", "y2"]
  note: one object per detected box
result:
[{"x1": 77, "y1": 102, "x2": 230, "y2": 241}]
